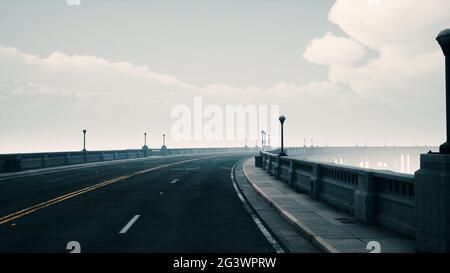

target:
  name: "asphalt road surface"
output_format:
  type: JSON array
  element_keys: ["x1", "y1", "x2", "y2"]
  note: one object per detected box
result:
[{"x1": 0, "y1": 153, "x2": 281, "y2": 253}]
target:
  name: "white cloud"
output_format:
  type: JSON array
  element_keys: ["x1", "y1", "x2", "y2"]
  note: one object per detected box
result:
[
  {"x1": 0, "y1": 45, "x2": 196, "y2": 94},
  {"x1": 303, "y1": 0, "x2": 449, "y2": 104},
  {"x1": 1, "y1": 43, "x2": 399, "y2": 152},
  {"x1": 303, "y1": 32, "x2": 365, "y2": 66},
  {"x1": 298, "y1": 0, "x2": 448, "y2": 147},
  {"x1": 329, "y1": 0, "x2": 450, "y2": 56}
]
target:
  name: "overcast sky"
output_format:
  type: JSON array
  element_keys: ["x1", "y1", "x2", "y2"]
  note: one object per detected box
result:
[{"x1": 0, "y1": 0, "x2": 449, "y2": 153}]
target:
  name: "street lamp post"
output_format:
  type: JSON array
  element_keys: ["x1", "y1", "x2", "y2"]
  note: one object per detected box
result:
[
  {"x1": 414, "y1": 29, "x2": 450, "y2": 252},
  {"x1": 414, "y1": 28, "x2": 450, "y2": 253},
  {"x1": 268, "y1": 133, "x2": 271, "y2": 147},
  {"x1": 82, "y1": 129, "x2": 87, "y2": 152},
  {"x1": 161, "y1": 134, "x2": 167, "y2": 149},
  {"x1": 142, "y1": 132, "x2": 149, "y2": 150},
  {"x1": 279, "y1": 116, "x2": 287, "y2": 156},
  {"x1": 437, "y1": 29, "x2": 450, "y2": 154},
  {"x1": 261, "y1": 130, "x2": 265, "y2": 149}
]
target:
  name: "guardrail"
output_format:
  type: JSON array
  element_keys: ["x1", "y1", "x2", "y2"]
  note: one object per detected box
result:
[
  {"x1": 0, "y1": 147, "x2": 258, "y2": 174},
  {"x1": 258, "y1": 151, "x2": 415, "y2": 238}
]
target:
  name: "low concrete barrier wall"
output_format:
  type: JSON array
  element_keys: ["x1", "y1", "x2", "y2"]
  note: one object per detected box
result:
[
  {"x1": 0, "y1": 147, "x2": 257, "y2": 174},
  {"x1": 259, "y1": 151, "x2": 416, "y2": 238}
]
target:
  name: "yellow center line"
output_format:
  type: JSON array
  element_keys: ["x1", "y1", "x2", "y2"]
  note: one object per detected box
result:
[{"x1": 0, "y1": 155, "x2": 218, "y2": 225}]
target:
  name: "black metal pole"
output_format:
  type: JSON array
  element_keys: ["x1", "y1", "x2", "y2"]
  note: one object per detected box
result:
[
  {"x1": 82, "y1": 129, "x2": 87, "y2": 152},
  {"x1": 444, "y1": 55, "x2": 450, "y2": 152},
  {"x1": 279, "y1": 116, "x2": 286, "y2": 156},
  {"x1": 437, "y1": 29, "x2": 450, "y2": 154}
]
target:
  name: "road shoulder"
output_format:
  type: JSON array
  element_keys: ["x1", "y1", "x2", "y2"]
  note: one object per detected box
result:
[{"x1": 233, "y1": 159, "x2": 320, "y2": 253}]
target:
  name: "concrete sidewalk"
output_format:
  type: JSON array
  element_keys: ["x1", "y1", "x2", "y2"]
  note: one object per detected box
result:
[{"x1": 242, "y1": 158, "x2": 415, "y2": 253}]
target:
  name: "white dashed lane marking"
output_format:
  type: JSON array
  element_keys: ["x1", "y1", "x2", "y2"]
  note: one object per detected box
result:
[
  {"x1": 119, "y1": 215, "x2": 140, "y2": 234},
  {"x1": 170, "y1": 166, "x2": 200, "y2": 171}
]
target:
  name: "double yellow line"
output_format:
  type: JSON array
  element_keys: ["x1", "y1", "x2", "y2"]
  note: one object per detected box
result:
[{"x1": 0, "y1": 156, "x2": 217, "y2": 225}]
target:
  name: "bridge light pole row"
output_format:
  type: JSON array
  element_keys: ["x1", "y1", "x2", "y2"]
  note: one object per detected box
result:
[{"x1": 80, "y1": 130, "x2": 167, "y2": 151}]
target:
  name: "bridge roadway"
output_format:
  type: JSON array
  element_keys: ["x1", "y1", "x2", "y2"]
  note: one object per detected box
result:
[{"x1": 0, "y1": 153, "x2": 285, "y2": 253}]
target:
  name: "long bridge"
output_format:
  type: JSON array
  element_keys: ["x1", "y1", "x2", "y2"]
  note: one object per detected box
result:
[{"x1": 0, "y1": 29, "x2": 449, "y2": 253}]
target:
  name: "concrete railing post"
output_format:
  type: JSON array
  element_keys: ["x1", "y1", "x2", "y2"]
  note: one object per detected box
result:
[
  {"x1": 354, "y1": 172, "x2": 378, "y2": 224},
  {"x1": 415, "y1": 154, "x2": 450, "y2": 252},
  {"x1": 255, "y1": 152, "x2": 263, "y2": 168},
  {"x1": 275, "y1": 157, "x2": 281, "y2": 178},
  {"x1": 288, "y1": 160, "x2": 296, "y2": 186},
  {"x1": 267, "y1": 156, "x2": 272, "y2": 174},
  {"x1": 6, "y1": 155, "x2": 22, "y2": 172},
  {"x1": 42, "y1": 154, "x2": 48, "y2": 168},
  {"x1": 310, "y1": 163, "x2": 321, "y2": 199},
  {"x1": 65, "y1": 153, "x2": 70, "y2": 165}
]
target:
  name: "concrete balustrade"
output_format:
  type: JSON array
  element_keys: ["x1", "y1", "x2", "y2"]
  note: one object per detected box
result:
[
  {"x1": 258, "y1": 151, "x2": 416, "y2": 238},
  {"x1": 0, "y1": 147, "x2": 258, "y2": 174}
]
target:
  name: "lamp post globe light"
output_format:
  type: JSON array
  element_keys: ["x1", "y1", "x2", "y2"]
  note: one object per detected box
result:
[
  {"x1": 279, "y1": 115, "x2": 287, "y2": 156},
  {"x1": 437, "y1": 29, "x2": 450, "y2": 154},
  {"x1": 82, "y1": 129, "x2": 87, "y2": 152}
]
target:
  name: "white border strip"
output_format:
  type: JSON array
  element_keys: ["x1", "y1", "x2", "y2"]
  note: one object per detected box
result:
[{"x1": 230, "y1": 161, "x2": 285, "y2": 253}]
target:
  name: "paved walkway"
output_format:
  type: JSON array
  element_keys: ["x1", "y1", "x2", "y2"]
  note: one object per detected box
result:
[{"x1": 242, "y1": 158, "x2": 415, "y2": 253}]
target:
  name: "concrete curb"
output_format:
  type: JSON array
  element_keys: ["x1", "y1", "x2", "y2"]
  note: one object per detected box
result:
[{"x1": 242, "y1": 159, "x2": 340, "y2": 253}]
